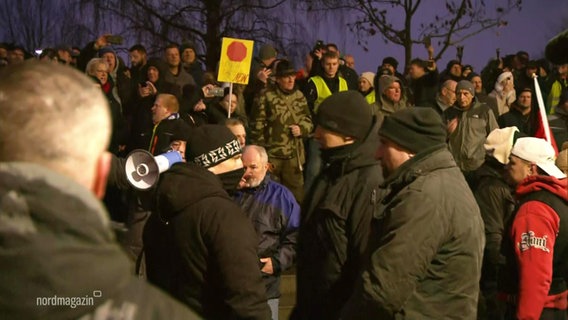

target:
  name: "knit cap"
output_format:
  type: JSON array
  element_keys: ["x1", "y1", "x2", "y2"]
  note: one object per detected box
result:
[
  {"x1": 259, "y1": 44, "x2": 277, "y2": 60},
  {"x1": 382, "y1": 56, "x2": 399, "y2": 69},
  {"x1": 98, "y1": 46, "x2": 116, "y2": 57},
  {"x1": 316, "y1": 91, "x2": 373, "y2": 140},
  {"x1": 359, "y1": 72, "x2": 375, "y2": 87},
  {"x1": 186, "y1": 125, "x2": 242, "y2": 168},
  {"x1": 456, "y1": 80, "x2": 475, "y2": 96},
  {"x1": 379, "y1": 108, "x2": 447, "y2": 154}
]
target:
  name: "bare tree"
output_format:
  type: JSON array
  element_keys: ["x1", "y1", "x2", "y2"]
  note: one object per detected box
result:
[
  {"x1": 308, "y1": 0, "x2": 522, "y2": 68},
  {"x1": 78, "y1": 0, "x2": 298, "y2": 71}
]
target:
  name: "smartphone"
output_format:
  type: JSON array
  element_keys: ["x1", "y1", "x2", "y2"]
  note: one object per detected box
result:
[
  {"x1": 139, "y1": 81, "x2": 148, "y2": 87},
  {"x1": 208, "y1": 87, "x2": 225, "y2": 97},
  {"x1": 106, "y1": 35, "x2": 124, "y2": 45}
]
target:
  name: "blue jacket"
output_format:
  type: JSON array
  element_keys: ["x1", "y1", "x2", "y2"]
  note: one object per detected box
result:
[{"x1": 234, "y1": 175, "x2": 300, "y2": 298}]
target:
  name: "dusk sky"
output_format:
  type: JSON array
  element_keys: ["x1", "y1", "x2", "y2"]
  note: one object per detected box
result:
[{"x1": 322, "y1": 0, "x2": 568, "y2": 74}]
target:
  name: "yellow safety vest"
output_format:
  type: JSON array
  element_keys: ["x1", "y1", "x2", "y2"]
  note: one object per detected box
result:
[
  {"x1": 310, "y1": 75, "x2": 348, "y2": 113},
  {"x1": 365, "y1": 90, "x2": 376, "y2": 104}
]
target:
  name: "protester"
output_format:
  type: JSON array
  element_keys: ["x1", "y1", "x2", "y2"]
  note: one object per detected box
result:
[
  {"x1": 501, "y1": 137, "x2": 567, "y2": 320},
  {"x1": 0, "y1": 61, "x2": 199, "y2": 319},
  {"x1": 342, "y1": 107, "x2": 484, "y2": 319}
]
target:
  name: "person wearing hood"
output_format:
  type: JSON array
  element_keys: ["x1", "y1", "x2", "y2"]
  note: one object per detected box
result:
[
  {"x1": 473, "y1": 127, "x2": 520, "y2": 320},
  {"x1": 342, "y1": 107, "x2": 484, "y2": 320},
  {"x1": 501, "y1": 137, "x2": 568, "y2": 320},
  {"x1": 77, "y1": 35, "x2": 133, "y2": 112},
  {"x1": 291, "y1": 91, "x2": 383, "y2": 320},
  {"x1": 446, "y1": 80, "x2": 499, "y2": 185},
  {"x1": 375, "y1": 74, "x2": 408, "y2": 118},
  {"x1": 0, "y1": 61, "x2": 199, "y2": 320},
  {"x1": 143, "y1": 125, "x2": 271, "y2": 319},
  {"x1": 489, "y1": 71, "x2": 517, "y2": 116},
  {"x1": 127, "y1": 58, "x2": 181, "y2": 153}
]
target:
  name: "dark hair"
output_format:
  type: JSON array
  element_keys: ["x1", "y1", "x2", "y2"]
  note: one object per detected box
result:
[
  {"x1": 410, "y1": 58, "x2": 427, "y2": 70},
  {"x1": 165, "y1": 43, "x2": 180, "y2": 52},
  {"x1": 129, "y1": 44, "x2": 147, "y2": 54},
  {"x1": 322, "y1": 51, "x2": 339, "y2": 61}
]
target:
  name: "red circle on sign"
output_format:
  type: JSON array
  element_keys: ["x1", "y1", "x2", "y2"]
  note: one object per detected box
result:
[{"x1": 227, "y1": 41, "x2": 247, "y2": 62}]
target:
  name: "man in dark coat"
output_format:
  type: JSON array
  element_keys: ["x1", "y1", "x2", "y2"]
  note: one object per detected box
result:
[
  {"x1": 342, "y1": 107, "x2": 485, "y2": 319},
  {"x1": 473, "y1": 127, "x2": 518, "y2": 319},
  {"x1": 291, "y1": 91, "x2": 383, "y2": 320},
  {"x1": 144, "y1": 125, "x2": 271, "y2": 319},
  {"x1": 0, "y1": 61, "x2": 198, "y2": 320}
]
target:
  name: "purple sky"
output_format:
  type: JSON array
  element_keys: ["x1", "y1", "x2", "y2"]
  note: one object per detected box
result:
[{"x1": 323, "y1": 0, "x2": 568, "y2": 74}]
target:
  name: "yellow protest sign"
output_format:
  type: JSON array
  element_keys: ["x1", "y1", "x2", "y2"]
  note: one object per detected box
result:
[{"x1": 217, "y1": 37, "x2": 254, "y2": 84}]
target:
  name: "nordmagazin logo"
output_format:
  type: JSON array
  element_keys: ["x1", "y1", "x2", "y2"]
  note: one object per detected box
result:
[{"x1": 36, "y1": 290, "x2": 102, "y2": 308}]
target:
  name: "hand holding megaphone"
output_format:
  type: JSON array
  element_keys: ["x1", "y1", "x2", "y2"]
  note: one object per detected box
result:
[{"x1": 125, "y1": 149, "x2": 183, "y2": 190}]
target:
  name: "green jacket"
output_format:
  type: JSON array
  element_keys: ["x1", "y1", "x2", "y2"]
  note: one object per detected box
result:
[
  {"x1": 250, "y1": 87, "x2": 313, "y2": 160},
  {"x1": 342, "y1": 146, "x2": 485, "y2": 320},
  {"x1": 447, "y1": 100, "x2": 499, "y2": 172}
]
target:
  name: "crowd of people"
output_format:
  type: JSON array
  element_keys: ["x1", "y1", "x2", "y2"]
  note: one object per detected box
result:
[{"x1": 1, "y1": 31, "x2": 568, "y2": 320}]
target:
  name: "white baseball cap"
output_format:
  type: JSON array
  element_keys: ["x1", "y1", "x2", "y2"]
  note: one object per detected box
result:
[{"x1": 511, "y1": 137, "x2": 566, "y2": 179}]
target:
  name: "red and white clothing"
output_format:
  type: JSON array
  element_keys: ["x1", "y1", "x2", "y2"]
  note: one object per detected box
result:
[{"x1": 508, "y1": 175, "x2": 568, "y2": 320}]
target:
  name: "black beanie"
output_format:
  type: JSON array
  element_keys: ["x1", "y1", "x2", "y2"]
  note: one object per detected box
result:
[
  {"x1": 316, "y1": 90, "x2": 373, "y2": 140},
  {"x1": 186, "y1": 125, "x2": 241, "y2": 168},
  {"x1": 382, "y1": 56, "x2": 399, "y2": 70},
  {"x1": 379, "y1": 108, "x2": 447, "y2": 154}
]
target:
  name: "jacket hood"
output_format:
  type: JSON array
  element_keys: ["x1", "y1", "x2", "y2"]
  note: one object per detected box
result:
[
  {"x1": 378, "y1": 75, "x2": 401, "y2": 95},
  {"x1": 155, "y1": 162, "x2": 232, "y2": 221},
  {"x1": 321, "y1": 115, "x2": 381, "y2": 176},
  {"x1": 516, "y1": 175, "x2": 568, "y2": 201},
  {"x1": 0, "y1": 163, "x2": 131, "y2": 320}
]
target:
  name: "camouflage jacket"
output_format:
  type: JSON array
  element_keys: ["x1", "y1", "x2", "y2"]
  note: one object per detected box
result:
[{"x1": 250, "y1": 87, "x2": 313, "y2": 159}]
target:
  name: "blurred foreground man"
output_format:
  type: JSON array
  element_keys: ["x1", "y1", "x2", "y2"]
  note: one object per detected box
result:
[
  {"x1": 501, "y1": 137, "x2": 568, "y2": 320},
  {"x1": 0, "y1": 61, "x2": 197, "y2": 319},
  {"x1": 343, "y1": 107, "x2": 485, "y2": 319}
]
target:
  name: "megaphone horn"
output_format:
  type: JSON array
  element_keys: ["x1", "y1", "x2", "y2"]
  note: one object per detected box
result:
[{"x1": 125, "y1": 149, "x2": 183, "y2": 190}]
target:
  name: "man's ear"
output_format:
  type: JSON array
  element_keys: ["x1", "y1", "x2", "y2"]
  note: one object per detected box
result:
[
  {"x1": 529, "y1": 163, "x2": 538, "y2": 176},
  {"x1": 92, "y1": 151, "x2": 112, "y2": 199}
]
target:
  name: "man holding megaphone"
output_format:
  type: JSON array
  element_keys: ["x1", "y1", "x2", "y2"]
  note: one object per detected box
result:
[{"x1": 143, "y1": 125, "x2": 271, "y2": 319}]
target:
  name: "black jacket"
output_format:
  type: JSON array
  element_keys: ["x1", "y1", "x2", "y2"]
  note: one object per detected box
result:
[
  {"x1": 292, "y1": 117, "x2": 383, "y2": 320},
  {"x1": 144, "y1": 163, "x2": 270, "y2": 320},
  {"x1": 0, "y1": 162, "x2": 199, "y2": 320},
  {"x1": 473, "y1": 158, "x2": 515, "y2": 295}
]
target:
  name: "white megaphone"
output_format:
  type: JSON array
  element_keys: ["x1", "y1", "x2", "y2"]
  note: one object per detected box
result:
[{"x1": 125, "y1": 149, "x2": 183, "y2": 190}]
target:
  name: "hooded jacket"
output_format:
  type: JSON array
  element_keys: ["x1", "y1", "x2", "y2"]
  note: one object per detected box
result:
[
  {"x1": 501, "y1": 175, "x2": 568, "y2": 319},
  {"x1": 0, "y1": 162, "x2": 198, "y2": 320},
  {"x1": 375, "y1": 75, "x2": 408, "y2": 116},
  {"x1": 292, "y1": 116, "x2": 383, "y2": 320},
  {"x1": 342, "y1": 146, "x2": 485, "y2": 320},
  {"x1": 143, "y1": 163, "x2": 270, "y2": 320}
]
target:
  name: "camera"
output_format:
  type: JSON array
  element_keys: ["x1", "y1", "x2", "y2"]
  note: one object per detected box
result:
[
  {"x1": 312, "y1": 40, "x2": 325, "y2": 53},
  {"x1": 106, "y1": 35, "x2": 124, "y2": 45},
  {"x1": 208, "y1": 87, "x2": 225, "y2": 97},
  {"x1": 140, "y1": 81, "x2": 148, "y2": 87}
]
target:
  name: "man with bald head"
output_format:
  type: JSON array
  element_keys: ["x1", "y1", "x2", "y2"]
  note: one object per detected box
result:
[{"x1": 0, "y1": 61, "x2": 197, "y2": 319}]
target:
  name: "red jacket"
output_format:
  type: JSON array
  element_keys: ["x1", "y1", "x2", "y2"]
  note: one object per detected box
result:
[{"x1": 511, "y1": 175, "x2": 568, "y2": 320}]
